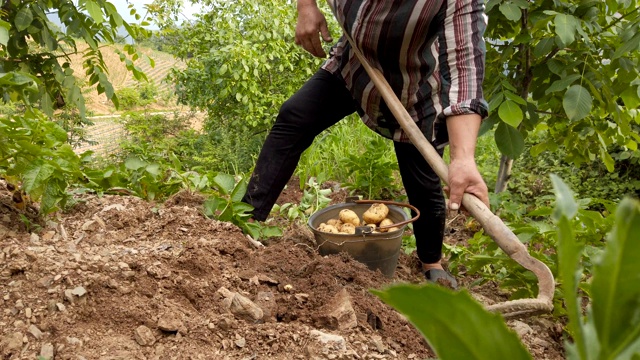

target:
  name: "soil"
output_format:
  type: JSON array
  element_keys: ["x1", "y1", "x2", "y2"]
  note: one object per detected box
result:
[{"x1": 0, "y1": 178, "x2": 565, "y2": 359}]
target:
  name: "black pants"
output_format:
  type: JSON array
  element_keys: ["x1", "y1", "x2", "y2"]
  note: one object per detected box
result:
[{"x1": 242, "y1": 69, "x2": 446, "y2": 264}]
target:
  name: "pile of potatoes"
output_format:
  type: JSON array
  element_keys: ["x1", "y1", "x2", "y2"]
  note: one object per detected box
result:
[{"x1": 316, "y1": 203, "x2": 400, "y2": 234}]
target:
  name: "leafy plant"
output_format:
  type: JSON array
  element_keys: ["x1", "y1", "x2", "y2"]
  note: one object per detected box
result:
[
  {"x1": 203, "y1": 173, "x2": 282, "y2": 241},
  {"x1": 373, "y1": 177, "x2": 640, "y2": 360},
  {"x1": 483, "y1": 0, "x2": 640, "y2": 191},
  {"x1": 446, "y1": 189, "x2": 616, "y2": 310},
  {"x1": 342, "y1": 134, "x2": 400, "y2": 200},
  {"x1": 1, "y1": 0, "x2": 151, "y2": 215},
  {"x1": 272, "y1": 177, "x2": 332, "y2": 223}
]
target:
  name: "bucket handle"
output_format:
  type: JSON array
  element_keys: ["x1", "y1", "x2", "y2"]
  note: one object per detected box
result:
[{"x1": 351, "y1": 199, "x2": 420, "y2": 231}]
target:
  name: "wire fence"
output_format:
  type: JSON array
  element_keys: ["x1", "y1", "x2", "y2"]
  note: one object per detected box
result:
[{"x1": 74, "y1": 117, "x2": 127, "y2": 157}]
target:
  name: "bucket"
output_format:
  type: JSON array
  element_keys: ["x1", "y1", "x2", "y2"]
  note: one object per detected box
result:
[{"x1": 307, "y1": 200, "x2": 418, "y2": 278}]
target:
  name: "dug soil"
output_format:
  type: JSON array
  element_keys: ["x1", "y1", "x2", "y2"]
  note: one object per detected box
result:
[{"x1": 0, "y1": 178, "x2": 565, "y2": 359}]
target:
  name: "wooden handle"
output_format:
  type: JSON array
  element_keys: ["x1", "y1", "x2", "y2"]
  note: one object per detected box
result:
[{"x1": 325, "y1": 0, "x2": 554, "y2": 310}]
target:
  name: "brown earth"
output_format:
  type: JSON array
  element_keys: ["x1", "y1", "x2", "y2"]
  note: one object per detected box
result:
[{"x1": 0, "y1": 178, "x2": 565, "y2": 359}]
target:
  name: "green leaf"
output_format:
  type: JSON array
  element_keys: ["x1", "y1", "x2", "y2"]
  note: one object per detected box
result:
[
  {"x1": 534, "y1": 38, "x2": 555, "y2": 58},
  {"x1": 124, "y1": 157, "x2": 146, "y2": 170},
  {"x1": 22, "y1": 161, "x2": 55, "y2": 199},
  {"x1": 551, "y1": 176, "x2": 586, "y2": 358},
  {"x1": 612, "y1": 32, "x2": 640, "y2": 60},
  {"x1": 86, "y1": 0, "x2": 105, "y2": 24},
  {"x1": 504, "y1": 91, "x2": 526, "y2": 105},
  {"x1": 495, "y1": 121, "x2": 525, "y2": 158},
  {"x1": 145, "y1": 163, "x2": 161, "y2": 177},
  {"x1": 551, "y1": 174, "x2": 578, "y2": 220},
  {"x1": 563, "y1": 85, "x2": 592, "y2": 121},
  {"x1": 372, "y1": 284, "x2": 532, "y2": 360},
  {"x1": 498, "y1": 100, "x2": 523, "y2": 127},
  {"x1": 620, "y1": 86, "x2": 640, "y2": 109},
  {"x1": 545, "y1": 74, "x2": 582, "y2": 95},
  {"x1": 213, "y1": 173, "x2": 236, "y2": 195},
  {"x1": 230, "y1": 177, "x2": 248, "y2": 203},
  {"x1": 590, "y1": 198, "x2": 640, "y2": 358},
  {"x1": 554, "y1": 14, "x2": 577, "y2": 46},
  {"x1": 14, "y1": 6, "x2": 34, "y2": 32},
  {"x1": 0, "y1": 20, "x2": 9, "y2": 46},
  {"x1": 499, "y1": 3, "x2": 522, "y2": 22}
]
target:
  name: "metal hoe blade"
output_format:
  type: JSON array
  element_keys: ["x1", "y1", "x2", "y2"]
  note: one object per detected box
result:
[{"x1": 326, "y1": 0, "x2": 554, "y2": 318}]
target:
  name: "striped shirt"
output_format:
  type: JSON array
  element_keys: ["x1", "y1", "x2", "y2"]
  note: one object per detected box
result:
[{"x1": 322, "y1": 0, "x2": 489, "y2": 144}]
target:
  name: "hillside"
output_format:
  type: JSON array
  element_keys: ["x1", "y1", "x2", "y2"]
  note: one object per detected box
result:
[{"x1": 68, "y1": 42, "x2": 186, "y2": 115}]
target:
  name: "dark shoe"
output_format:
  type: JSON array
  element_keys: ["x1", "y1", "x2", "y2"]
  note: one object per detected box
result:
[{"x1": 424, "y1": 269, "x2": 458, "y2": 290}]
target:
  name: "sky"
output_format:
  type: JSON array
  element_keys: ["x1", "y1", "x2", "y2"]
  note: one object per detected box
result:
[{"x1": 109, "y1": 0, "x2": 203, "y2": 27}]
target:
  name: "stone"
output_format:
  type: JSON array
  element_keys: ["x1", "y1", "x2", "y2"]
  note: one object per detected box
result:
[
  {"x1": 81, "y1": 220, "x2": 98, "y2": 232},
  {"x1": 28, "y1": 324, "x2": 44, "y2": 340},
  {"x1": 309, "y1": 330, "x2": 346, "y2": 350},
  {"x1": 134, "y1": 325, "x2": 156, "y2": 346},
  {"x1": 66, "y1": 337, "x2": 83, "y2": 346},
  {"x1": 509, "y1": 320, "x2": 533, "y2": 338},
  {"x1": 71, "y1": 286, "x2": 87, "y2": 297},
  {"x1": 228, "y1": 293, "x2": 264, "y2": 323},
  {"x1": 157, "y1": 312, "x2": 183, "y2": 332},
  {"x1": 234, "y1": 337, "x2": 246, "y2": 348},
  {"x1": 64, "y1": 290, "x2": 75, "y2": 303},
  {"x1": 0, "y1": 332, "x2": 23, "y2": 356},
  {"x1": 30, "y1": 233, "x2": 40, "y2": 243},
  {"x1": 40, "y1": 342, "x2": 55, "y2": 360},
  {"x1": 102, "y1": 204, "x2": 125, "y2": 212},
  {"x1": 42, "y1": 231, "x2": 56, "y2": 241},
  {"x1": 318, "y1": 288, "x2": 357, "y2": 330},
  {"x1": 146, "y1": 265, "x2": 170, "y2": 279},
  {"x1": 25, "y1": 307, "x2": 32, "y2": 318},
  {"x1": 56, "y1": 303, "x2": 66, "y2": 312},
  {"x1": 371, "y1": 335, "x2": 386, "y2": 353}
]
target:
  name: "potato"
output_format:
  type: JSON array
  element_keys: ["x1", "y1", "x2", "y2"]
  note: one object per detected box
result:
[
  {"x1": 340, "y1": 223, "x2": 356, "y2": 234},
  {"x1": 339, "y1": 209, "x2": 360, "y2": 226},
  {"x1": 327, "y1": 218, "x2": 343, "y2": 227},
  {"x1": 378, "y1": 218, "x2": 394, "y2": 232},
  {"x1": 317, "y1": 223, "x2": 339, "y2": 233},
  {"x1": 362, "y1": 203, "x2": 389, "y2": 224}
]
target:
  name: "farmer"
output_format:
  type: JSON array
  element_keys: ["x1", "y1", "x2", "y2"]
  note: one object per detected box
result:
[{"x1": 242, "y1": 0, "x2": 490, "y2": 288}]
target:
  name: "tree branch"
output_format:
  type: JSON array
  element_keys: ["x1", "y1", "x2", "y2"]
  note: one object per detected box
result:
[{"x1": 601, "y1": 7, "x2": 640, "y2": 32}]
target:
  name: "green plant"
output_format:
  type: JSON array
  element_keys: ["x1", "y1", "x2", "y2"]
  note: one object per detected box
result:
[
  {"x1": 1, "y1": 0, "x2": 150, "y2": 215},
  {"x1": 202, "y1": 173, "x2": 282, "y2": 240},
  {"x1": 446, "y1": 189, "x2": 616, "y2": 309},
  {"x1": 342, "y1": 135, "x2": 400, "y2": 200},
  {"x1": 483, "y1": 0, "x2": 640, "y2": 191},
  {"x1": 373, "y1": 177, "x2": 640, "y2": 360},
  {"x1": 272, "y1": 176, "x2": 332, "y2": 223}
]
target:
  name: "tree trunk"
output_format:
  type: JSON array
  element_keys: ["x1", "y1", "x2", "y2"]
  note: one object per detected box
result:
[{"x1": 495, "y1": 155, "x2": 513, "y2": 193}]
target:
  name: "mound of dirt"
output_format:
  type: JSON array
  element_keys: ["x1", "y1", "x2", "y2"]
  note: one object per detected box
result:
[{"x1": 0, "y1": 181, "x2": 565, "y2": 359}]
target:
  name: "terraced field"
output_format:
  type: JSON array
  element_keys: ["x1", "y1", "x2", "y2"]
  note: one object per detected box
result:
[{"x1": 67, "y1": 43, "x2": 190, "y2": 155}]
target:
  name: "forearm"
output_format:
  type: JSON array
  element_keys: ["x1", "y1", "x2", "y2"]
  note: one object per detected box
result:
[
  {"x1": 297, "y1": 0, "x2": 317, "y2": 10},
  {"x1": 446, "y1": 114, "x2": 481, "y2": 161}
]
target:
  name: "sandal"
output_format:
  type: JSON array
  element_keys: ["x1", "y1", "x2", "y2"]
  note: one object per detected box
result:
[{"x1": 424, "y1": 269, "x2": 458, "y2": 290}]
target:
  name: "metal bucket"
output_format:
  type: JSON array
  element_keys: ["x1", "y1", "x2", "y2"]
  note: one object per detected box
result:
[{"x1": 307, "y1": 202, "x2": 412, "y2": 278}]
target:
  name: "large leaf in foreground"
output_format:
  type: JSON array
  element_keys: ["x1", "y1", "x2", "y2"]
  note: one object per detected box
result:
[
  {"x1": 372, "y1": 284, "x2": 531, "y2": 360},
  {"x1": 590, "y1": 198, "x2": 640, "y2": 358}
]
